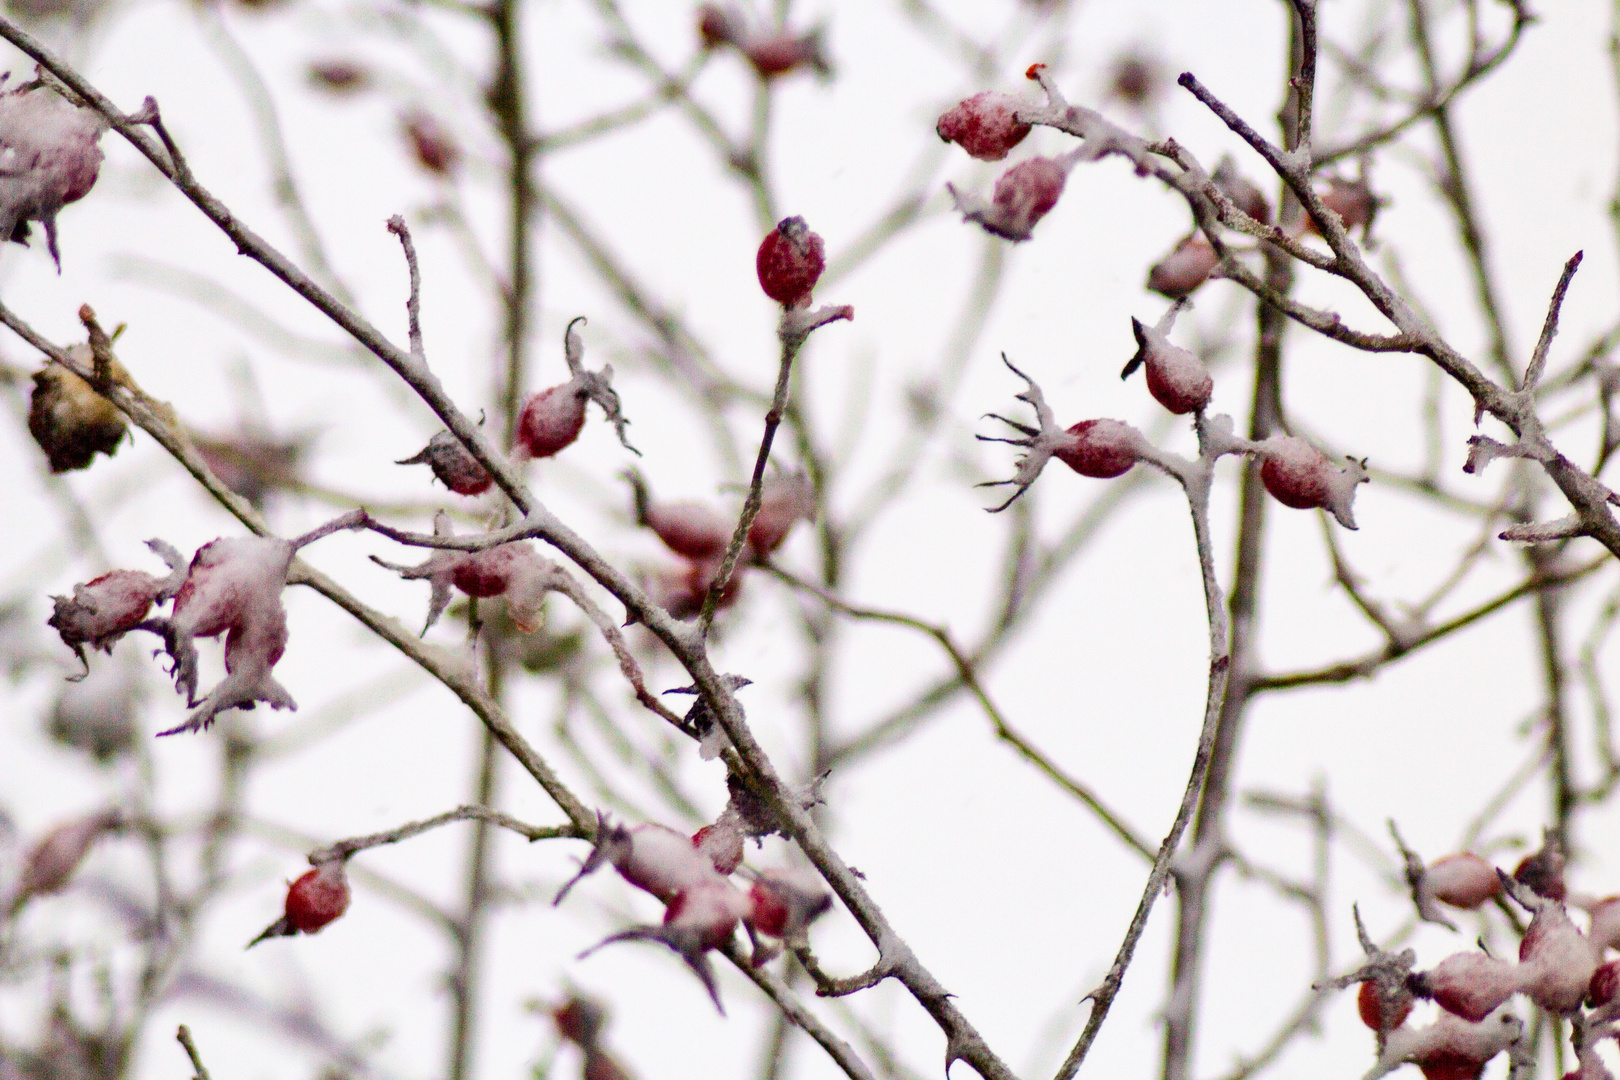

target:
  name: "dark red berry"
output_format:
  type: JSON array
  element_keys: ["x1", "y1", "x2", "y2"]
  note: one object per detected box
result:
[{"x1": 756, "y1": 217, "x2": 825, "y2": 307}]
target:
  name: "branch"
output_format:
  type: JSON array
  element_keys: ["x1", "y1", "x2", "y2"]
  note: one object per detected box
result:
[{"x1": 308, "y1": 805, "x2": 576, "y2": 864}]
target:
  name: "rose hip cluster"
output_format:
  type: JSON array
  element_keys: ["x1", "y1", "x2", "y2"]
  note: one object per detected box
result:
[
  {"x1": 1338, "y1": 832, "x2": 1620, "y2": 1080},
  {"x1": 627, "y1": 469, "x2": 814, "y2": 619},
  {"x1": 979, "y1": 303, "x2": 1368, "y2": 526},
  {"x1": 554, "y1": 802, "x2": 832, "y2": 1011}
]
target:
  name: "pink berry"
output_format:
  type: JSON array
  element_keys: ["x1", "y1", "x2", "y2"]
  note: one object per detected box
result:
[
  {"x1": 696, "y1": 5, "x2": 742, "y2": 49},
  {"x1": 1425, "y1": 853, "x2": 1502, "y2": 909},
  {"x1": 0, "y1": 85, "x2": 108, "y2": 270},
  {"x1": 1055, "y1": 420, "x2": 1140, "y2": 479},
  {"x1": 692, "y1": 823, "x2": 744, "y2": 875},
  {"x1": 398, "y1": 431, "x2": 493, "y2": 496},
  {"x1": 10, "y1": 810, "x2": 122, "y2": 913},
  {"x1": 983, "y1": 156, "x2": 1067, "y2": 242},
  {"x1": 1125, "y1": 317, "x2": 1212, "y2": 415},
  {"x1": 1585, "y1": 895, "x2": 1620, "y2": 952},
  {"x1": 1311, "y1": 177, "x2": 1376, "y2": 236},
  {"x1": 1357, "y1": 979, "x2": 1413, "y2": 1032},
  {"x1": 1146, "y1": 234, "x2": 1218, "y2": 298},
  {"x1": 1257, "y1": 435, "x2": 1368, "y2": 530},
  {"x1": 1420, "y1": 952, "x2": 1520, "y2": 1022},
  {"x1": 757, "y1": 217, "x2": 826, "y2": 307},
  {"x1": 743, "y1": 31, "x2": 830, "y2": 80},
  {"x1": 49, "y1": 569, "x2": 166, "y2": 668},
  {"x1": 517, "y1": 382, "x2": 588, "y2": 458},
  {"x1": 747, "y1": 471, "x2": 815, "y2": 558},
  {"x1": 401, "y1": 110, "x2": 459, "y2": 176},
  {"x1": 936, "y1": 92, "x2": 1032, "y2": 162},
  {"x1": 627, "y1": 470, "x2": 730, "y2": 560},
  {"x1": 1589, "y1": 959, "x2": 1620, "y2": 1007},
  {"x1": 286, "y1": 862, "x2": 351, "y2": 933},
  {"x1": 1518, "y1": 904, "x2": 1598, "y2": 1014}
]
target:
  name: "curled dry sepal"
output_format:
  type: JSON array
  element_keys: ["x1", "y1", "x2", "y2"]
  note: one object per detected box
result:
[
  {"x1": 0, "y1": 75, "x2": 107, "y2": 271},
  {"x1": 46, "y1": 512, "x2": 366, "y2": 735},
  {"x1": 554, "y1": 810, "x2": 831, "y2": 1011},
  {"x1": 6, "y1": 808, "x2": 123, "y2": 916},
  {"x1": 247, "y1": 858, "x2": 351, "y2": 947},
  {"x1": 516, "y1": 317, "x2": 636, "y2": 460},
  {"x1": 976, "y1": 354, "x2": 1369, "y2": 525}
]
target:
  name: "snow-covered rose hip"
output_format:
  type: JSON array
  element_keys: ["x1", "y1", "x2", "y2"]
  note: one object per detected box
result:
[
  {"x1": 1365, "y1": 1009, "x2": 1522, "y2": 1080},
  {"x1": 936, "y1": 92, "x2": 1032, "y2": 161},
  {"x1": 951, "y1": 155, "x2": 1071, "y2": 242},
  {"x1": 515, "y1": 318, "x2": 635, "y2": 459},
  {"x1": 1256, "y1": 435, "x2": 1369, "y2": 529},
  {"x1": 757, "y1": 217, "x2": 825, "y2": 307},
  {"x1": 1122, "y1": 310, "x2": 1212, "y2": 415},
  {"x1": 1146, "y1": 234, "x2": 1218, "y2": 298},
  {"x1": 248, "y1": 859, "x2": 351, "y2": 946},
  {"x1": 626, "y1": 470, "x2": 729, "y2": 561},
  {"x1": 0, "y1": 83, "x2": 108, "y2": 270},
  {"x1": 48, "y1": 541, "x2": 186, "y2": 675},
  {"x1": 8, "y1": 809, "x2": 122, "y2": 915},
  {"x1": 398, "y1": 430, "x2": 492, "y2": 496},
  {"x1": 747, "y1": 470, "x2": 815, "y2": 558}
]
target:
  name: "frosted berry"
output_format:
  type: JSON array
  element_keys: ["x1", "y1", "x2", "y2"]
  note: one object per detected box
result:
[
  {"x1": 747, "y1": 470, "x2": 815, "y2": 558},
  {"x1": 1417, "y1": 952, "x2": 1520, "y2": 1022},
  {"x1": 1357, "y1": 979, "x2": 1413, "y2": 1032},
  {"x1": 936, "y1": 92, "x2": 1032, "y2": 162},
  {"x1": 1056, "y1": 420, "x2": 1141, "y2": 479},
  {"x1": 1257, "y1": 435, "x2": 1369, "y2": 529},
  {"x1": 1213, "y1": 156, "x2": 1270, "y2": 223},
  {"x1": 981, "y1": 156, "x2": 1066, "y2": 242},
  {"x1": 1587, "y1": 959, "x2": 1620, "y2": 1007},
  {"x1": 516, "y1": 382, "x2": 588, "y2": 458},
  {"x1": 1311, "y1": 176, "x2": 1377, "y2": 237},
  {"x1": 1371, "y1": 1011, "x2": 1523, "y2": 1080},
  {"x1": 1124, "y1": 316, "x2": 1212, "y2": 415},
  {"x1": 1517, "y1": 902, "x2": 1598, "y2": 1014},
  {"x1": 249, "y1": 859, "x2": 351, "y2": 946},
  {"x1": 8, "y1": 809, "x2": 121, "y2": 915},
  {"x1": 1146, "y1": 234, "x2": 1218, "y2": 299},
  {"x1": 0, "y1": 83, "x2": 108, "y2": 270},
  {"x1": 744, "y1": 30, "x2": 830, "y2": 80},
  {"x1": 757, "y1": 217, "x2": 825, "y2": 307},
  {"x1": 398, "y1": 430, "x2": 493, "y2": 496},
  {"x1": 697, "y1": 5, "x2": 743, "y2": 49},
  {"x1": 1425, "y1": 853, "x2": 1502, "y2": 909},
  {"x1": 29, "y1": 349, "x2": 127, "y2": 473},
  {"x1": 627, "y1": 470, "x2": 729, "y2": 560},
  {"x1": 401, "y1": 109, "x2": 459, "y2": 175}
]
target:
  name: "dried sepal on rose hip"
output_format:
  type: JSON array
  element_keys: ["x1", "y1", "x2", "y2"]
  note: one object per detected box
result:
[
  {"x1": 1512, "y1": 827, "x2": 1565, "y2": 901},
  {"x1": 1146, "y1": 233, "x2": 1218, "y2": 299},
  {"x1": 1318, "y1": 904, "x2": 1416, "y2": 1044},
  {"x1": 948, "y1": 152, "x2": 1077, "y2": 243},
  {"x1": 665, "y1": 673, "x2": 752, "y2": 760},
  {"x1": 757, "y1": 216, "x2": 825, "y2": 307},
  {"x1": 516, "y1": 317, "x2": 636, "y2": 460},
  {"x1": 1256, "y1": 435, "x2": 1369, "y2": 529},
  {"x1": 1122, "y1": 303, "x2": 1212, "y2": 416},
  {"x1": 7, "y1": 808, "x2": 122, "y2": 916},
  {"x1": 0, "y1": 78, "x2": 108, "y2": 271},
  {"x1": 977, "y1": 354, "x2": 1150, "y2": 511},
  {"x1": 248, "y1": 857, "x2": 351, "y2": 947},
  {"x1": 936, "y1": 92, "x2": 1032, "y2": 162},
  {"x1": 398, "y1": 430, "x2": 493, "y2": 496},
  {"x1": 29, "y1": 346, "x2": 128, "y2": 473},
  {"x1": 136, "y1": 512, "x2": 366, "y2": 736}
]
